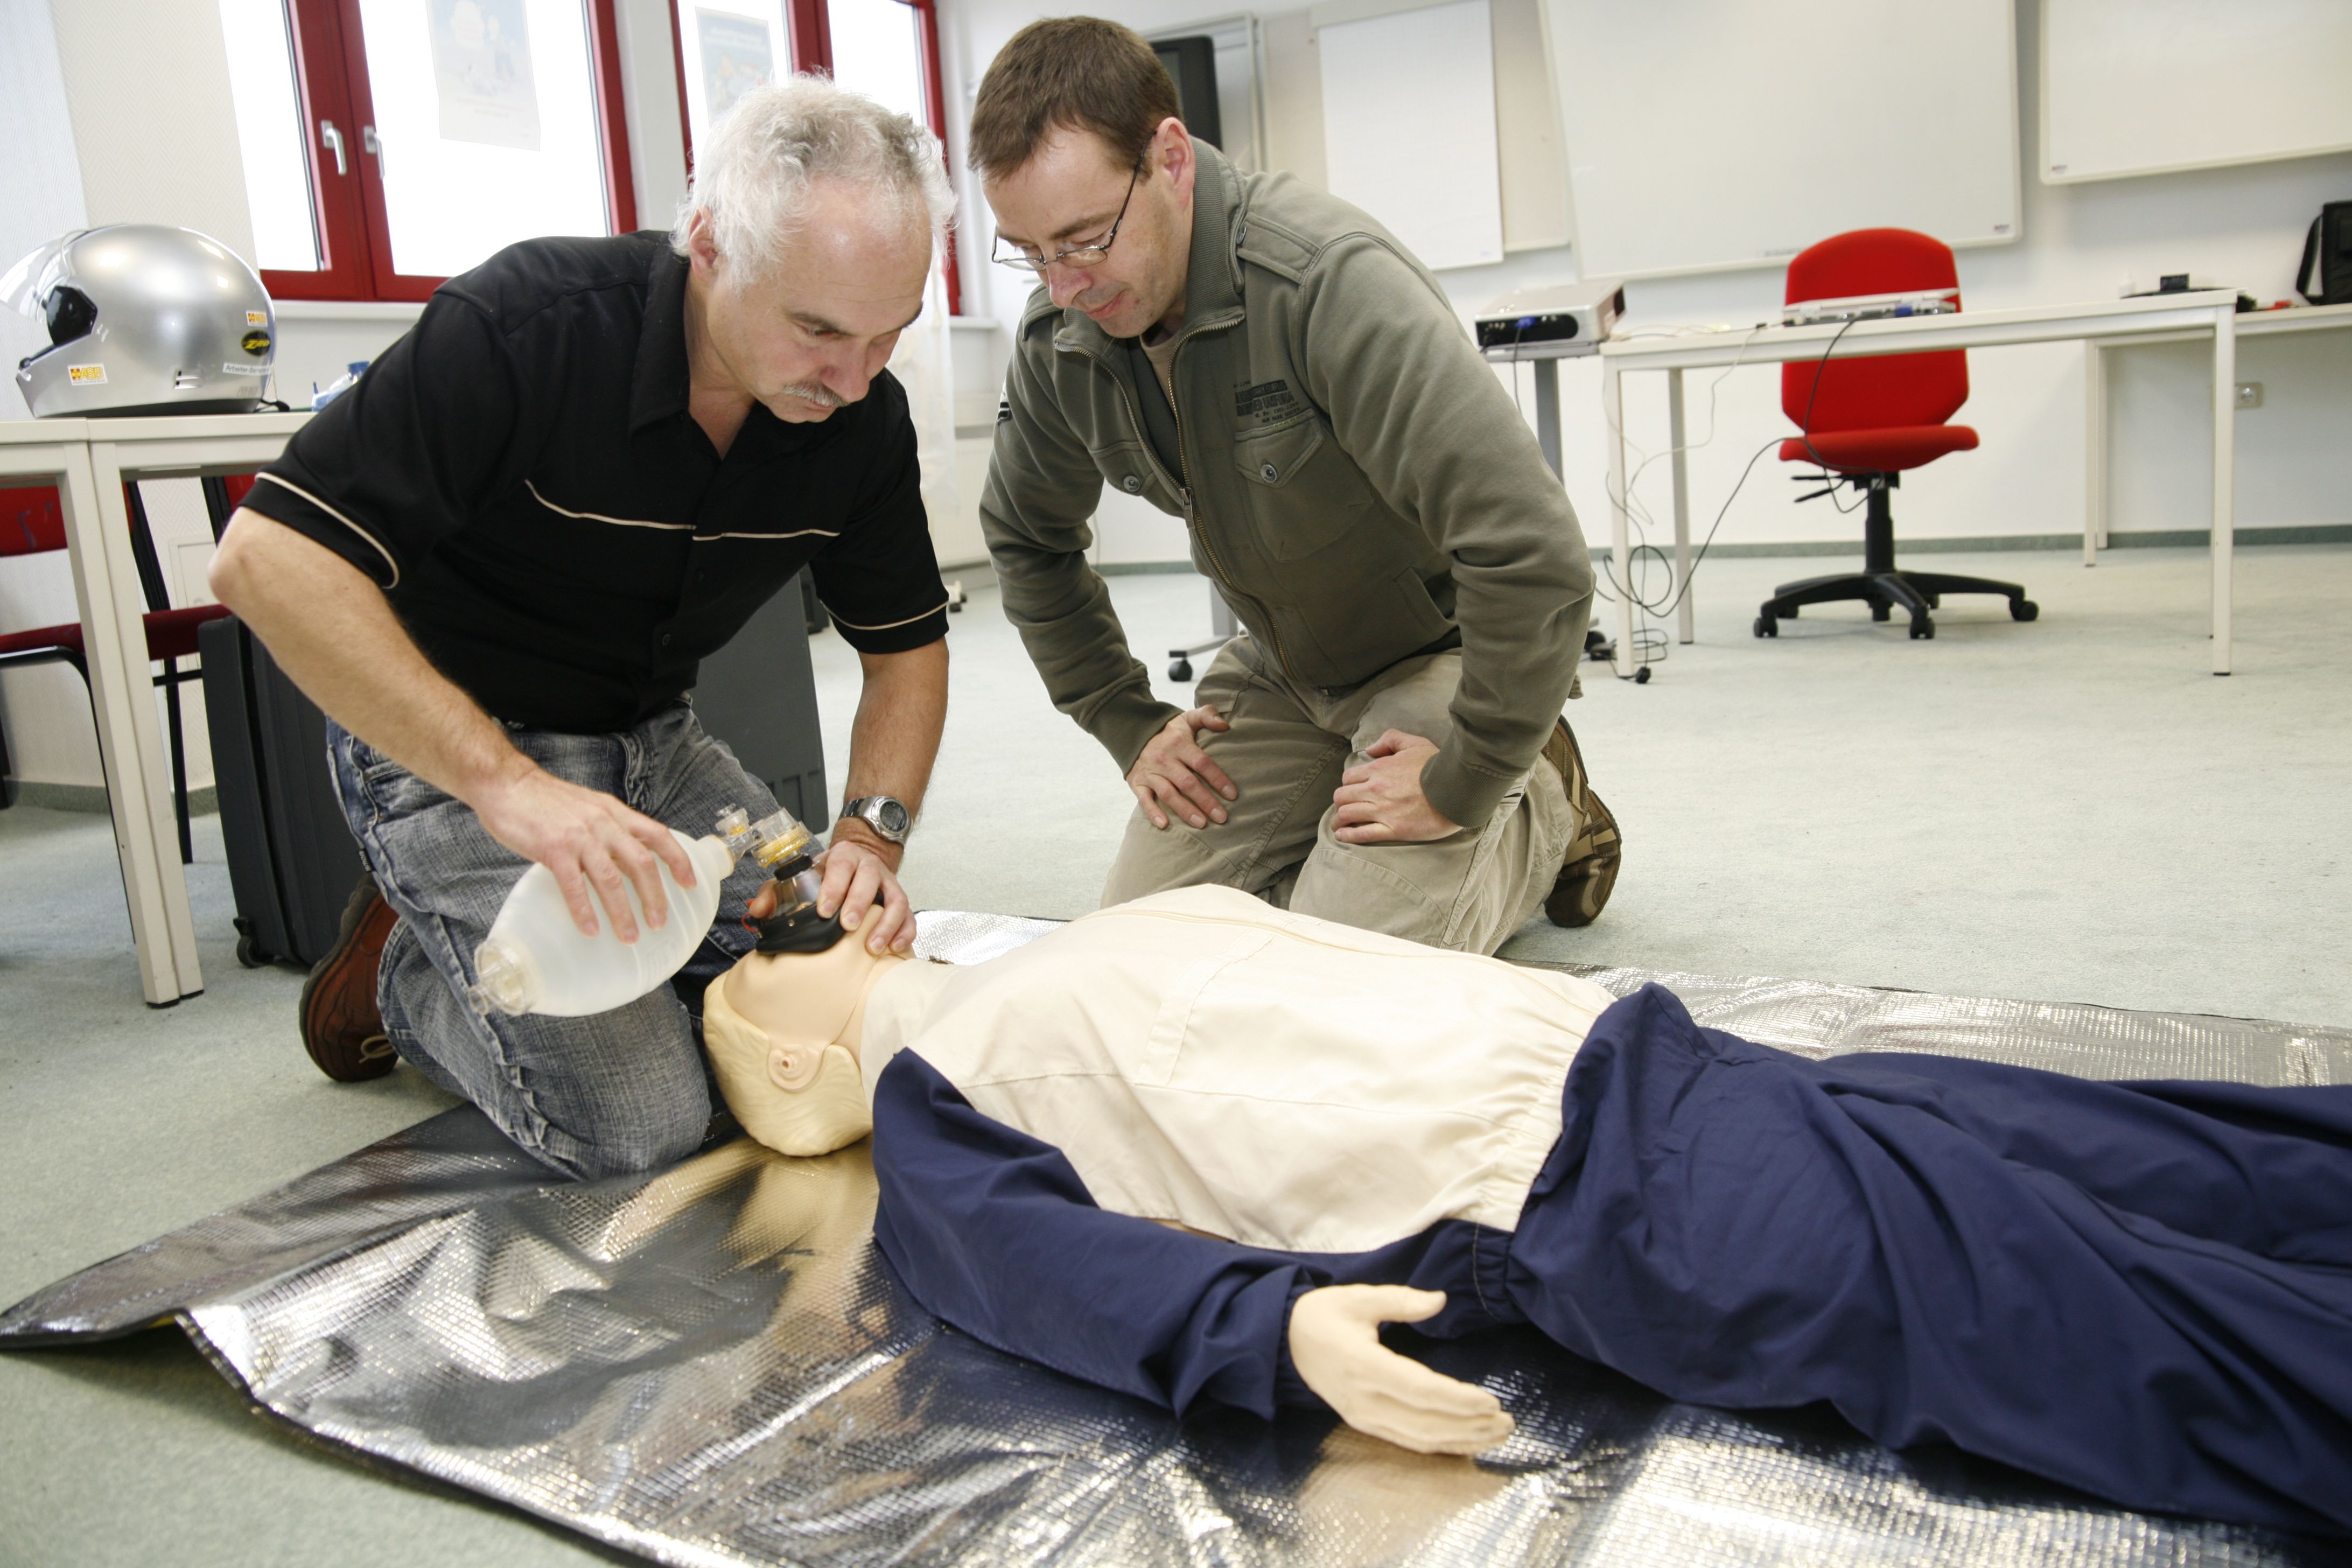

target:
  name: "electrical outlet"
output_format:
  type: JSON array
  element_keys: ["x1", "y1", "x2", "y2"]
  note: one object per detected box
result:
[{"x1": 2235, "y1": 382, "x2": 2264, "y2": 409}]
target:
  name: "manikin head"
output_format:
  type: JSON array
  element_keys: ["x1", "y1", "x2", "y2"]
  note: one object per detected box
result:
[
  {"x1": 702, "y1": 934, "x2": 905, "y2": 1156},
  {"x1": 673, "y1": 76, "x2": 956, "y2": 422},
  {"x1": 971, "y1": 18, "x2": 1198, "y2": 341}
]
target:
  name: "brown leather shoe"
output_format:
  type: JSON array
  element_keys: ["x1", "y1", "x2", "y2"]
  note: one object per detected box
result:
[
  {"x1": 299, "y1": 877, "x2": 401, "y2": 1082},
  {"x1": 1542, "y1": 717, "x2": 1620, "y2": 928}
]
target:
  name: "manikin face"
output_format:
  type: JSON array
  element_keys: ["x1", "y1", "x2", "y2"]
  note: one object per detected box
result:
[
  {"x1": 703, "y1": 936, "x2": 904, "y2": 1156},
  {"x1": 983, "y1": 120, "x2": 1196, "y2": 340},
  {"x1": 685, "y1": 179, "x2": 932, "y2": 423}
]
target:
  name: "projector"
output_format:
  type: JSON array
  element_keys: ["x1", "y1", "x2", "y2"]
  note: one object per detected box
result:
[{"x1": 1477, "y1": 280, "x2": 1625, "y2": 361}]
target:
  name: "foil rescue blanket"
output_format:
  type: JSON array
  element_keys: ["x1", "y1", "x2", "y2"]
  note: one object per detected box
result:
[{"x1": 4, "y1": 910, "x2": 2349, "y2": 1567}]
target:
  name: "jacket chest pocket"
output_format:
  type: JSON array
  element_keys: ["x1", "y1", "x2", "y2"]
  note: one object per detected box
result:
[
  {"x1": 1090, "y1": 439, "x2": 1173, "y2": 508},
  {"x1": 1232, "y1": 417, "x2": 1370, "y2": 561}
]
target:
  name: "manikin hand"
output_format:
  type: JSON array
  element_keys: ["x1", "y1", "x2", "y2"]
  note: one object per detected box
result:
[
  {"x1": 472, "y1": 764, "x2": 699, "y2": 942},
  {"x1": 1287, "y1": 1285, "x2": 1514, "y2": 1455},
  {"x1": 1331, "y1": 731, "x2": 1461, "y2": 845},
  {"x1": 1128, "y1": 704, "x2": 1237, "y2": 831}
]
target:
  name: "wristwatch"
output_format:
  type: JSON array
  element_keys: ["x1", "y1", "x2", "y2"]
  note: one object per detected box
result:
[{"x1": 839, "y1": 795, "x2": 912, "y2": 845}]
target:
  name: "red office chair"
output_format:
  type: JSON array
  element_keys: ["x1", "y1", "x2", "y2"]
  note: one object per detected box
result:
[
  {"x1": 1754, "y1": 228, "x2": 2036, "y2": 641},
  {"x1": 0, "y1": 481, "x2": 241, "y2": 861}
]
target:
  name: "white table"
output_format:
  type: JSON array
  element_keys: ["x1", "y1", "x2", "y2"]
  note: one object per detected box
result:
[
  {"x1": 1595, "y1": 291, "x2": 2244, "y2": 678},
  {"x1": 0, "y1": 411, "x2": 313, "y2": 1005},
  {"x1": 2084, "y1": 300, "x2": 2352, "y2": 564}
]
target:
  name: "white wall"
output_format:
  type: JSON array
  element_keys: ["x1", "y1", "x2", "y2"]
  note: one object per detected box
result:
[
  {"x1": 2, "y1": 0, "x2": 100, "y2": 795},
  {"x1": 940, "y1": 0, "x2": 2352, "y2": 568}
]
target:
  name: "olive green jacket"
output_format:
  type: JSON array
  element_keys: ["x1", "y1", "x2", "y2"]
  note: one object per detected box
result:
[{"x1": 978, "y1": 141, "x2": 1593, "y2": 827}]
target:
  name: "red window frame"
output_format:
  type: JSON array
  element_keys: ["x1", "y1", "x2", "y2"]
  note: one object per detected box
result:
[
  {"x1": 263, "y1": 0, "x2": 639, "y2": 303},
  {"x1": 669, "y1": 0, "x2": 962, "y2": 315}
]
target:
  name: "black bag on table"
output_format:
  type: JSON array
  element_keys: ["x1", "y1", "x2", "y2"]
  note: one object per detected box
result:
[{"x1": 2297, "y1": 200, "x2": 2352, "y2": 305}]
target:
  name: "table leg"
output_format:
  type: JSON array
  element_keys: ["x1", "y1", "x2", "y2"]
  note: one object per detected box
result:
[
  {"x1": 2083, "y1": 341, "x2": 2106, "y2": 565},
  {"x1": 1602, "y1": 361, "x2": 1634, "y2": 677},
  {"x1": 1667, "y1": 367, "x2": 1693, "y2": 644},
  {"x1": 2210, "y1": 307, "x2": 2235, "y2": 676},
  {"x1": 1532, "y1": 356, "x2": 1561, "y2": 479},
  {"x1": 64, "y1": 449, "x2": 205, "y2": 1003}
]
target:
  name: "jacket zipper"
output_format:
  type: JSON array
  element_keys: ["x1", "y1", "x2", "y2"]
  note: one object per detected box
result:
[{"x1": 1108, "y1": 334, "x2": 1301, "y2": 683}]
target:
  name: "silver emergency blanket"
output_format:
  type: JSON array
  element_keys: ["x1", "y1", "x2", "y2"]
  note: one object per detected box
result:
[{"x1": 6, "y1": 909, "x2": 2349, "y2": 1567}]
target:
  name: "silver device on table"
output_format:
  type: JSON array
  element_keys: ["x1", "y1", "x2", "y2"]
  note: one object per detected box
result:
[
  {"x1": 1781, "y1": 287, "x2": 1957, "y2": 326},
  {"x1": 4, "y1": 225, "x2": 276, "y2": 418},
  {"x1": 1477, "y1": 279, "x2": 1626, "y2": 479}
]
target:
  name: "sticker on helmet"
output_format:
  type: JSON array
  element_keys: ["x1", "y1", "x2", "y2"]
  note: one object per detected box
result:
[
  {"x1": 241, "y1": 330, "x2": 272, "y2": 355},
  {"x1": 220, "y1": 362, "x2": 268, "y2": 375},
  {"x1": 245, "y1": 310, "x2": 269, "y2": 327},
  {"x1": 67, "y1": 365, "x2": 106, "y2": 384}
]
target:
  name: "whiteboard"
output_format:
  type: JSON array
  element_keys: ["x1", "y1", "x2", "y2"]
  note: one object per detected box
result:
[
  {"x1": 2042, "y1": 0, "x2": 2352, "y2": 184},
  {"x1": 1542, "y1": 0, "x2": 2021, "y2": 280},
  {"x1": 1319, "y1": 0, "x2": 1506, "y2": 272}
]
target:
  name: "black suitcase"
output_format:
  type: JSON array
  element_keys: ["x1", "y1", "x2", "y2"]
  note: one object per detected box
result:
[
  {"x1": 692, "y1": 569, "x2": 831, "y2": 825},
  {"x1": 199, "y1": 613, "x2": 367, "y2": 969}
]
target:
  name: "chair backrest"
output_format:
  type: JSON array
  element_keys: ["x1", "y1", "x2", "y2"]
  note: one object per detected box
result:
[
  {"x1": 1, "y1": 486, "x2": 66, "y2": 558},
  {"x1": 1782, "y1": 228, "x2": 1968, "y2": 437}
]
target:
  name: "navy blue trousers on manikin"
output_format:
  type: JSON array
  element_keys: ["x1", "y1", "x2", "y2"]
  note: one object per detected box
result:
[{"x1": 1507, "y1": 986, "x2": 2352, "y2": 1539}]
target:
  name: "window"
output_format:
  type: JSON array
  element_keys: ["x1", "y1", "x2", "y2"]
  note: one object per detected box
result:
[
  {"x1": 670, "y1": 0, "x2": 958, "y2": 312},
  {"x1": 219, "y1": 0, "x2": 638, "y2": 302}
]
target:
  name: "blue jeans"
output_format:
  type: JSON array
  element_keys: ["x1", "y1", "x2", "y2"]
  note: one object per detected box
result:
[{"x1": 326, "y1": 703, "x2": 778, "y2": 1180}]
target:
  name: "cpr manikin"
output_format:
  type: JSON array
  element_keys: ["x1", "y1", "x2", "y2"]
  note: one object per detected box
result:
[
  {"x1": 701, "y1": 895, "x2": 1532, "y2": 1455},
  {"x1": 699, "y1": 886, "x2": 2352, "y2": 1539}
]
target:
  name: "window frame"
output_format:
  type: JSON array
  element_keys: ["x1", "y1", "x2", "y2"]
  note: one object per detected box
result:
[
  {"x1": 668, "y1": 0, "x2": 962, "y2": 315},
  {"x1": 260, "y1": 0, "x2": 639, "y2": 303}
]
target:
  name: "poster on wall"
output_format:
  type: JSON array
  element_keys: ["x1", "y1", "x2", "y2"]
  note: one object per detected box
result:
[
  {"x1": 429, "y1": 0, "x2": 542, "y2": 149},
  {"x1": 699, "y1": 11, "x2": 776, "y2": 126}
]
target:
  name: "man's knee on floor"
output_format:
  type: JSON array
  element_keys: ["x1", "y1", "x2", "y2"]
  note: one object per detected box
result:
[
  {"x1": 1101, "y1": 812, "x2": 1236, "y2": 907},
  {"x1": 536, "y1": 1080, "x2": 713, "y2": 1181}
]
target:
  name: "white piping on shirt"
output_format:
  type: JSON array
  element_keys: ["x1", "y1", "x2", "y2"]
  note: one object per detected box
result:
[
  {"x1": 525, "y1": 479, "x2": 691, "y2": 531},
  {"x1": 822, "y1": 598, "x2": 951, "y2": 632},
  {"x1": 249, "y1": 474, "x2": 403, "y2": 589},
  {"x1": 527, "y1": 481, "x2": 846, "y2": 544}
]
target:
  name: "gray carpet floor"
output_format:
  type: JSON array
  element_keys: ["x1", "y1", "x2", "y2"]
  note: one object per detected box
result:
[{"x1": 3, "y1": 542, "x2": 2347, "y2": 1565}]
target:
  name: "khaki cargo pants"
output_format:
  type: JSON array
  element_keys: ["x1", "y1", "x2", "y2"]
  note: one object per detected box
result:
[{"x1": 1101, "y1": 636, "x2": 1576, "y2": 955}]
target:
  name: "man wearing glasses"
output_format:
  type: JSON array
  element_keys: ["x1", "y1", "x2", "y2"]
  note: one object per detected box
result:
[{"x1": 968, "y1": 17, "x2": 1617, "y2": 954}]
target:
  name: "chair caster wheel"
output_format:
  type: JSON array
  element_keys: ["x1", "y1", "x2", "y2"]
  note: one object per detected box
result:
[
  {"x1": 1909, "y1": 620, "x2": 1935, "y2": 640},
  {"x1": 235, "y1": 930, "x2": 270, "y2": 969},
  {"x1": 2012, "y1": 600, "x2": 2039, "y2": 622},
  {"x1": 1167, "y1": 659, "x2": 1194, "y2": 682},
  {"x1": 1753, "y1": 616, "x2": 1776, "y2": 638}
]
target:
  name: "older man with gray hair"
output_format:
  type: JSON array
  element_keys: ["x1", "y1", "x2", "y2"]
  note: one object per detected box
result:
[{"x1": 208, "y1": 77, "x2": 956, "y2": 1180}]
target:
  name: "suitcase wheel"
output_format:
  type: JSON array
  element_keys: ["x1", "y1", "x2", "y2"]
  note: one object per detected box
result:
[{"x1": 233, "y1": 918, "x2": 274, "y2": 970}]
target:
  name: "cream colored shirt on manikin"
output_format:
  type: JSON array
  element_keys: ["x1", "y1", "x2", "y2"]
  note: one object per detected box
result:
[{"x1": 859, "y1": 885, "x2": 1619, "y2": 1256}]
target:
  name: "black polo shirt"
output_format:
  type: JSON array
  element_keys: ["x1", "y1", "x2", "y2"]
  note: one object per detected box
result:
[{"x1": 246, "y1": 232, "x2": 948, "y2": 734}]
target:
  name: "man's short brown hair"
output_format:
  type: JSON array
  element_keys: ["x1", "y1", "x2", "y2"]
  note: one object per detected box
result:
[{"x1": 968, "y1": 17, "x2": 1181, "y2": 180}]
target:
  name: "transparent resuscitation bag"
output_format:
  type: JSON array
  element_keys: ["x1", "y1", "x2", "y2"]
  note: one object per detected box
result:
[{"x1": 468, "y1": 806, "x2": 815, "y2": 1017}]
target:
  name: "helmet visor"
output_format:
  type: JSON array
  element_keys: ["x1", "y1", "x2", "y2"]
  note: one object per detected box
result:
[{"x1": 0, "y1": 233, "x2": 83, "y2": 324}]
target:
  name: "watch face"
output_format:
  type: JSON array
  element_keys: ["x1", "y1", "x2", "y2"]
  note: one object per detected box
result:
[{"x1": 874, "y1": 798, "x2": 911, "y2": 837}]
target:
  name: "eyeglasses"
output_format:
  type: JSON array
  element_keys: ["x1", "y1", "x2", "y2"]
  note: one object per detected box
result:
[{"x1": 991, "y1": 157, "x2": 1146, "y2": 275}]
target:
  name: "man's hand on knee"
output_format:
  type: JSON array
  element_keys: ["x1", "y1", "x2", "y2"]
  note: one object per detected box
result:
[
  {"x1": 1127, "y1": 704, "x2": 1238, "y2": 831},
  {"x1": 1332, "y1": 730, "x2": 1461, "y2": 845},
  {"x1": 473, "y1": 764, "x2": 699, "y2": 941}
]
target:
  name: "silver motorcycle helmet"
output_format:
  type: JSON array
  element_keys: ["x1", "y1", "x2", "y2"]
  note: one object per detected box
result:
[{"x1": 4, "y1": 225, "x2": 276, "y2": 418}]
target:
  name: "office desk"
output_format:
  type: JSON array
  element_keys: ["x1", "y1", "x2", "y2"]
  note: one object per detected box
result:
[
  {"x1": 0, "y1": 411, "x2": 312, "y2": 1005},
  {"x1": 2084, "y1": 301, "x2": 2352, "y2": 564},
  {"x1": 1595, "y1": 291, "x2": 2242, "y2": 679}
]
